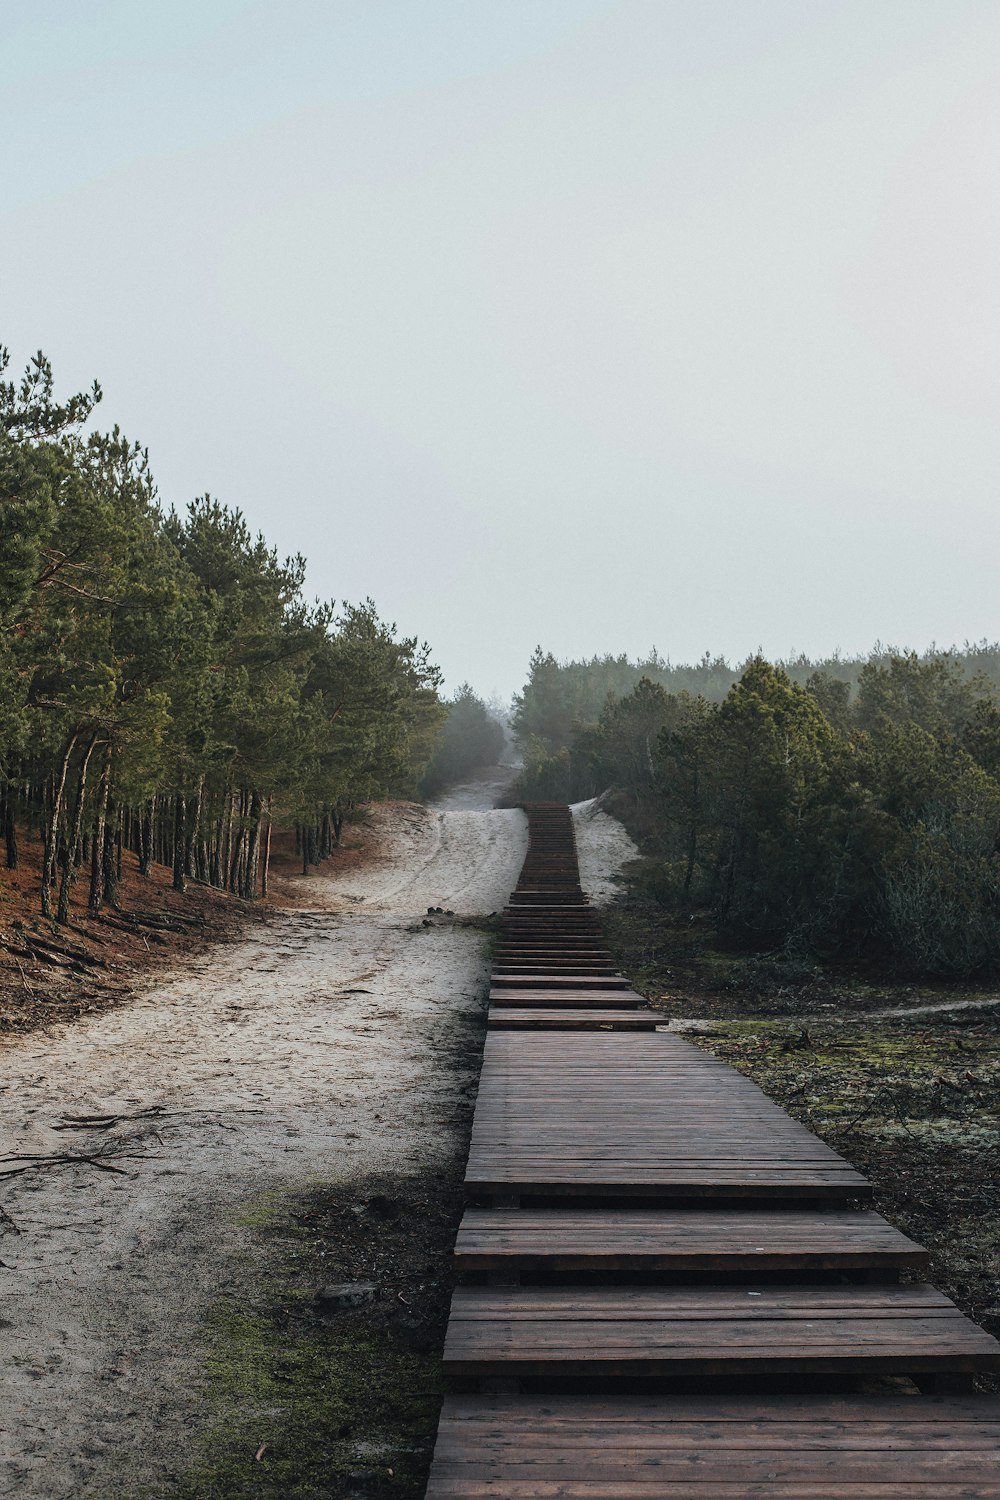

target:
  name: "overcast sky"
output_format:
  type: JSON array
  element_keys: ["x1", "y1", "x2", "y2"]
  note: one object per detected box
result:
[{"x1": 3, "y1": 1, "x2": 999, "y2": 699}]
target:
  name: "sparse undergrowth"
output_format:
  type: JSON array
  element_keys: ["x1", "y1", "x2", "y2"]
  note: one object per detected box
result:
[
  {"x1": 157, "y1": 1171, "x2": 464, "y2": 1500},
  {"x1": 601, "y1": 900, "x2": 1000, "y2": 1020}
]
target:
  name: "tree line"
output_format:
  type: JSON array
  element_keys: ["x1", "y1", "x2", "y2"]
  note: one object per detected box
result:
[
  {"x1": 512, "y1": 642, "x2": 1000, "y2": 757},
  {"x1": 1, "y1": 346, "x2": 446, "y2": 919},
  {"x1": 512, "y1": 648, "x2": 1000, "y2": 977}
]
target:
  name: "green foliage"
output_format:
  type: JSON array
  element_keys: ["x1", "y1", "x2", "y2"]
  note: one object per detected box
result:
[
  {"x1": 0, "y1": 342, "x2": 444, "y2": 911},
  {"x1": 515, "y1": 648, "x2": 1000, "y2": 978},
  {"x1": 511, "y1": 643, "x2": 1000, "y2": 758}
]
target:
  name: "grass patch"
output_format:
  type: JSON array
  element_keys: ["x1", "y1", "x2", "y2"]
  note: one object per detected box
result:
[{"x1": 159, "y1": 1172, "x2": 463, "y2": 1500}]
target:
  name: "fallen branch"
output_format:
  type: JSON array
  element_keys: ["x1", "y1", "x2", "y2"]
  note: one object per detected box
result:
[
  {"x1": 12, "y1": 958, "x2": 34, "y2": 995},
  {"x1": 53, "y1": 1105, "x2": 267, "y2": 1131},
  {"x1": 0, "y1": 1148, "x2": 156, "y2": 1179}
]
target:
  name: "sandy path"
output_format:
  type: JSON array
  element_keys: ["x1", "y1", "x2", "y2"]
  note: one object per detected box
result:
[{"x1": 0, "y1": 789, "x2": 533, "y2": 1498}]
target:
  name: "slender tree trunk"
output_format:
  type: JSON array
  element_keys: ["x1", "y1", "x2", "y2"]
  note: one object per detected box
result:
[
  {"x1": 243, "y1": 789, "x2": 263, "y2": 899},
  {"x1": 57, "y1": 735, "x2": 99, "y2": 924},
  {"x1": 103, "y1": 799, "x2": 120, "y2": 908},
  {"x1": 2, "y1": 789, "x2": 17, "y2": 869},
  {"x1": 332, "y1": 810, "x2": 344, "y2": 847},
  {"x1": 228, "y1": 789, "x2": 245, "y2": 893},
  {"x1": 187, "y1": 776, "x2": 203, "y2": 879},
  {"x1": 220, "y1": 792, "x2": 235, "y2": 890},
  {"x1": 88, "y1": 744, "x2": 113, "y2": 916},
  {"x1": 42, "y1": 731, "x2": 79, "y2": 918},
  {"x1": 260, "y1": 797, "x2": 272, "y2": 899},
  {"x1": 172, "y1": 794, "x2": 187, "y2": 893},
  {"x1": 139, "y1": 798, "x2": 154, "y2": 876}
]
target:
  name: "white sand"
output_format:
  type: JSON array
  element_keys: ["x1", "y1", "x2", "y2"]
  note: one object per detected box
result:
[
  {"x1": 572, "y1": 797, "x2": 639, "y2": 904},
  {"x1": 0, "y1": 782, "x2": 634, "y2": 1497}
]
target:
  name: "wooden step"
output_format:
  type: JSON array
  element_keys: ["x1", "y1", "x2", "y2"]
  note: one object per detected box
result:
[
  {"x1": 492, "y1": 968, "x2": 620, "y2": 978},
  {"x1": 488, "y1": 974, "x2": 632, "y2": 989},
  {"x1": 427, "y1": 1393, "x2": 1000, "y2": 1498},
  {"x1": 455, "y1": 1208, "x2": 929, "y2": 1275},
  {"x1": 488, "y1": 989, "x2": 646, "y2": 1008},
  {"x1": 488, "y1": 1007, "x2": 660, "y2": 1030},
  {"x1": 500, "y1": 921, "x2": 601, "y2": 930},
  {"x1": 443, "y1": 1284, "x2": 1000, "y2": 1381},
  {"x1": 494, "y1": 949, "x2": 613, "y2": 957}
]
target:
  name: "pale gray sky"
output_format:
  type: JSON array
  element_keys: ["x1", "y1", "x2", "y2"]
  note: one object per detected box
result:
[{"x1": 3, "y1": 1, "x2": 999, "y2": 697}]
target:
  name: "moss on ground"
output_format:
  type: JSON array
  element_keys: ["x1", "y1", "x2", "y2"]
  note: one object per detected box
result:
[
  {"x1": 694, "y1": 1018, "x2": 1000, "y2": 1345},
  {"x1": 156, "y1": 1172, "x2": 462, "y2": 1500}
]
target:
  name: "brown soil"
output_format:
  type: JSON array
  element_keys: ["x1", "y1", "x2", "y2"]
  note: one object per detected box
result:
[{"x1": 0, "y1": 819, "x2": 390, "y2": 1039}]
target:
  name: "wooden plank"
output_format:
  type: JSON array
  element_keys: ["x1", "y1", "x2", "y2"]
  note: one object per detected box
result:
[
  {"x1": 488, "y1": 991, "x2": 646, "y2": 1008},
  {"x1": 443, "y1": 1285, "x2": 1000, "y2": 1378},
  {"x1": 487, "y1": 975, "x2": 632, "y2": 988},
  {"x1": 487, "y1": 1009, "x2": 661, "y2": 1030},
  {"x1": 454, "y1": 1208, "x2": 929, "y2": 1273},
  {"x1": 427, "y1": 1395, "x2": 1000, "y2": 1498}
]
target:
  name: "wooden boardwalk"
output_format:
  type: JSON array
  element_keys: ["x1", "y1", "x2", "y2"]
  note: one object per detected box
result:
[{"x1": 426, "y1": 801, "x2": 1000, "y2": 1498}]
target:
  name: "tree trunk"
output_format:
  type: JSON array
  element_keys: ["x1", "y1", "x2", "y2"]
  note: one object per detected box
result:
[
  {"x1": 2, "y1": 789, "x2": 17, "y2": 870},
  {"x1": 332, "y1": 810, "x2": 344, "y2": 847},
  {"x1": 261, "y1": 798, "x2": 272, "y2": 899},
  {"x1": 42, "y1": 731, "x2": 79, "y2": 918},
  {"x1": 243, "y1": 789, "x2": 263, "y2": 899},
  {"x1": 57, "y1": 734, "x2": 99, "y2": 924},
  {"x1": 172, "y1": 794, "x2": 187, "y2": 893},
  {"x1": 139, "y1": 798, "x2": 154, "y2": 876},
  {"x1": 220, "y1": 792, "x2": 235, "y2": 891},
  {"x1": 228, "y1": 789, "x2": 246, "y2": 894},
  {"x1": 88, "y1": 743, "x2": 113, "y2": 916},
  {"x1": 102, "y1": 799, "x2": 120, "y2": 908},
  {"x1": 187, "y1": 776, "x2": 203, "y2": 878}
]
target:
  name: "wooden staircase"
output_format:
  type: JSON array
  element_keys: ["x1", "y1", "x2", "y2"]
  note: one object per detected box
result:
[{"x1": 426, "y1": 801, "x2": 1000, "y2": 1498}]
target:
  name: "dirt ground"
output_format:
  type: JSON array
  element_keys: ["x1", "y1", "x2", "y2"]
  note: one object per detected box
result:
[{"x1": 0, "y1": 773, "x2": 636, "y2": 1498}]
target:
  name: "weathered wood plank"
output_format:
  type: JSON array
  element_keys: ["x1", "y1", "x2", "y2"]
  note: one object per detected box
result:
[
  {"x1": 454, "y1": 1208, "x2": 929, "y2": 1273},
  {"x1": 487, "y1": 1008, "x2": 661, "y2": 1030},
  {"x1": 443, "y1": 1285, "x2": 1000, "y2": 1378},
  {"x1": 427, "y1": 1395, "x2": 1000, "y2": 1498}
]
